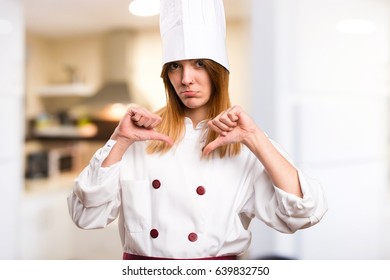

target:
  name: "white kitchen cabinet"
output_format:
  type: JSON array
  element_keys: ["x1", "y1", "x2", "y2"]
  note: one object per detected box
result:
[
  {"x1": 21, "y1": 174, "x2": 122, "y2": 260},
  {"x1": 20, "y1": 190, "x2": 73, "y2": 259},
  {"x1": 69, "y1": 220, "x2": 122, "y2": 260}
]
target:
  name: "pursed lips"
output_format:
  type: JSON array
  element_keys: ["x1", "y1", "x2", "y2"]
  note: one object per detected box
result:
[{"x1": 182, "y1": 90, "x2": 198, "y2": 97}]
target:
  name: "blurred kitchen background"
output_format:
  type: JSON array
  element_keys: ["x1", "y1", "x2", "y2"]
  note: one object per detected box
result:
[{"x1": 1, "y1": 0, "x2": 390, "y2": 260}]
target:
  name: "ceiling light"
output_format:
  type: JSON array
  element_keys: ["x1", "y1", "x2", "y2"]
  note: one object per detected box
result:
[
  {"x1": 336, "y1": 19, "x2": 376, "y2": 34},
  {"x1": 0, "y1": 19, "x2": 13, "y2": 35},
  {"x1": 129, "y1": 0, "x2": 160, "y2": 17}
]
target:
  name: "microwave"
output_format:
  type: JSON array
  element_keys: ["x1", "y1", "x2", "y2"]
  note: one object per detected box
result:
[{"x1": 26, "y1": 146, "x2": 79, "y2": 179}]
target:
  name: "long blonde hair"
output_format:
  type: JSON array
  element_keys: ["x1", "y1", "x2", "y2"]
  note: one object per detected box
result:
[{"x1": 147, "y1": 59, "x2": 241, "y2": 158}]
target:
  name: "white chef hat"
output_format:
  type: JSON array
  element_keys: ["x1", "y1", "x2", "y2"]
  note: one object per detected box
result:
[{"x1": 159, "y1": 0, "x2": 230, "y2": 71}]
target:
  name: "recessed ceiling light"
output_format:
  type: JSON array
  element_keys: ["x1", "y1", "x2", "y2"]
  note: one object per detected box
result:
[
  {"x1": 129, "y1": 0, "x2": 160, "y2": 17},
  {"x1": 336, "y1": 19, "x2": 376, "y2": 34},
  {"x1": 0, "y1": 19, "x2": 13, "y2": 35}
]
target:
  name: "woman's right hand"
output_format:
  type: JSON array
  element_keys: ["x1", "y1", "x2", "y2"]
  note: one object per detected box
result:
[
  {"x1": 102, "y1": 106, "x2": 172, "y2": 167},
  {"x1": 112, "y1": 106, "x2": 173, "y2": 145}
]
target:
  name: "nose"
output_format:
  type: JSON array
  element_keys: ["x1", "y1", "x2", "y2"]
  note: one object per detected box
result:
[{"x1": 181, "y1": 65, "x2": 194, "y2": 86}]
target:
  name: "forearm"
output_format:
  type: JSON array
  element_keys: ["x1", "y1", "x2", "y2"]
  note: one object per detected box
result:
[
  {"x1": 67, "y1": 190, "x2": 120, "y2": 229},
  {"x1": 102, "y1": 130, "x2": 134, "y2": 167},
  {"x1": 68, "y1": 142, "x2": 122, "y2": 228},
  {"x1": 243, "y1": 129, "x2": 303, "y2": 198}
]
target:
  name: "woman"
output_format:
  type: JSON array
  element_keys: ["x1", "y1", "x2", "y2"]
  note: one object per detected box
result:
[{"x1": 67, "y1": 0, "x2": 327, "y2": 260}]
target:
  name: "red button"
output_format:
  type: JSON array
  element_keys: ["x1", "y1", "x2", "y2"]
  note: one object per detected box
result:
[
  {"x1": 150, "y1": 229, "x2": 159, "y2": 239},
  {"x1": 196, "y1": 186, "x2": 206, "y2": 195},
  {"x1": 152, "y1": 179, "x2": 161, "y2": 189},
  {"x1": 188, "y1": 232, "x2": 198, "y2": 242}
]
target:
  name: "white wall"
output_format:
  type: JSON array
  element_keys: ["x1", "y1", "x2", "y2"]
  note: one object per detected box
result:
[
  {"x1": 247, "y1": 0, "x2": 390, "y2": 259},
  {"x1": 0, "y1": 0, "x2": 24, "y2": 259}
]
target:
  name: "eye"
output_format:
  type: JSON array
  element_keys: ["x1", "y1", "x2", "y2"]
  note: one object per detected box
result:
[
  {"x1": 195, "y1": 60, "x2": 205, "y2": 68},
  {"x1": 169, "y1": 62, "x2": 180, "y2": 71}
]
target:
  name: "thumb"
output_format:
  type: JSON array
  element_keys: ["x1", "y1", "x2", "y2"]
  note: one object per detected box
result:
[
  {"x1": 202, "y1": 137, "x2": 225, "y2": 157},
  {"x1": 149, "y1": 131, "x2": 173, "y2": 146}
]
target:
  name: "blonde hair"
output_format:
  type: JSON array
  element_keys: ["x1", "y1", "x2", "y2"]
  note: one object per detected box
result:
[{"x1": 147, "y1": 59, "x2": 241, "y2": 158}]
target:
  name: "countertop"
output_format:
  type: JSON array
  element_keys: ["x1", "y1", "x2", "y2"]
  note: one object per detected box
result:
[{"x1": 24, "y1": 172, "x2": 78, "y2": 196}]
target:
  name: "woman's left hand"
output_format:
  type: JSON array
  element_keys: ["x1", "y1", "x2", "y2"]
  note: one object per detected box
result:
[
  {"x1": 202, "y1": 105, "x2": 258, "y2": 156},
  {"x1": 204, "y1": 105, "x2": 303, "y2": 197}
]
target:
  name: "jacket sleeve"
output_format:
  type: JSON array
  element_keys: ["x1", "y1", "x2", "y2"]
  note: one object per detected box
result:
[
  {"x1": 241, "y1": 140, "x2": 328, "y2": 234},
  {"x1": 67, "y1": 140, "x2": 122, "y2": 229}
]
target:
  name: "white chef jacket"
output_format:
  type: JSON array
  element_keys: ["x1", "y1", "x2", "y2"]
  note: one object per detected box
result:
[{"x1": 67, "y1": 118, "x2": 327, "y2": 259}]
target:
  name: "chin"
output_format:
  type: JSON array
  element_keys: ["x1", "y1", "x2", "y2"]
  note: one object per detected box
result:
[
  {"x1": 183, "y1": 99, "x2": 209, "y2": 109},
  {"x1": 184, "y1": 104, "x2": 205, "y2": 110}
]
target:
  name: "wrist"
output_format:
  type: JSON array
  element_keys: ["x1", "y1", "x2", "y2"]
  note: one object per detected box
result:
[
  {"x1": 242, "y1": 128, "x2": 267, "y2": 149},
  {"x1": 110, "y1": 127, "x2": 135, "y2": 146},
  {"x1": 102, "y1": 134, "x2": 133, "y2": 167}
]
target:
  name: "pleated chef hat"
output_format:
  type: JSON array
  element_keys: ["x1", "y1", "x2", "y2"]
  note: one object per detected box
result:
[{"x1": 159, "y1": 0, "x2": 230, "y2": 71}]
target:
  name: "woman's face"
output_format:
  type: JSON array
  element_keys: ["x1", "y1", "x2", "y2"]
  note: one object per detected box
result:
[{"x1": 167, "y1": 59, "x2": 212, "y2": 117}]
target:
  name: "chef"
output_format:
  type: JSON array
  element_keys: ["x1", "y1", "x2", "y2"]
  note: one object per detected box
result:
[{"x1": 67, "y1": 0, "x2": 327, "y2": 260}]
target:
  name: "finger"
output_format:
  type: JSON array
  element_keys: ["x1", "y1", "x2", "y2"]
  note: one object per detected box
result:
[
  {"x1": 129, "y1": 107, "x2": 151, "y2": 121},
  {"x1": 211, "y1": 119, "x2": 232, "y2": 133},
  {"x1": 227, "y1": 110, "x2": 239, "y2": 122},
  {"x1": 218, "y1": 112, "x2": 237, "y2": 128},
  {"x1": 202, "y1": 137, "x2": 225, "y2": 157},
  {"x1": 135, "y1": 115, "x2": 155, "y2": 127},
  {"x1": 130, "y1": 111, "x2": 142, "y2": 122},
  {"x1": 149, "y1": 131, "x2": 173, "y2": 146},
  {"x1": 130, "y1": 109, "x2": 161, "y2": 128},
  {"x1": 225, "y1": 105, "x2": 242, "y2": 121},
  {"x1": 149, "y1": 117, "x2": 163, "y2": 128},
  {"x1": 208, "y1": 120, "x2": 228, "y2": 136},
  {"x1": 142, "y1": 116, "x2": 161, "y2": 128}
]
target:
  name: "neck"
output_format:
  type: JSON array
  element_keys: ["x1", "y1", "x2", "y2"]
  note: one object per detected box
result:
[{"x1": 184, "y1": 107, "x2": 208, "y2": 128}]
